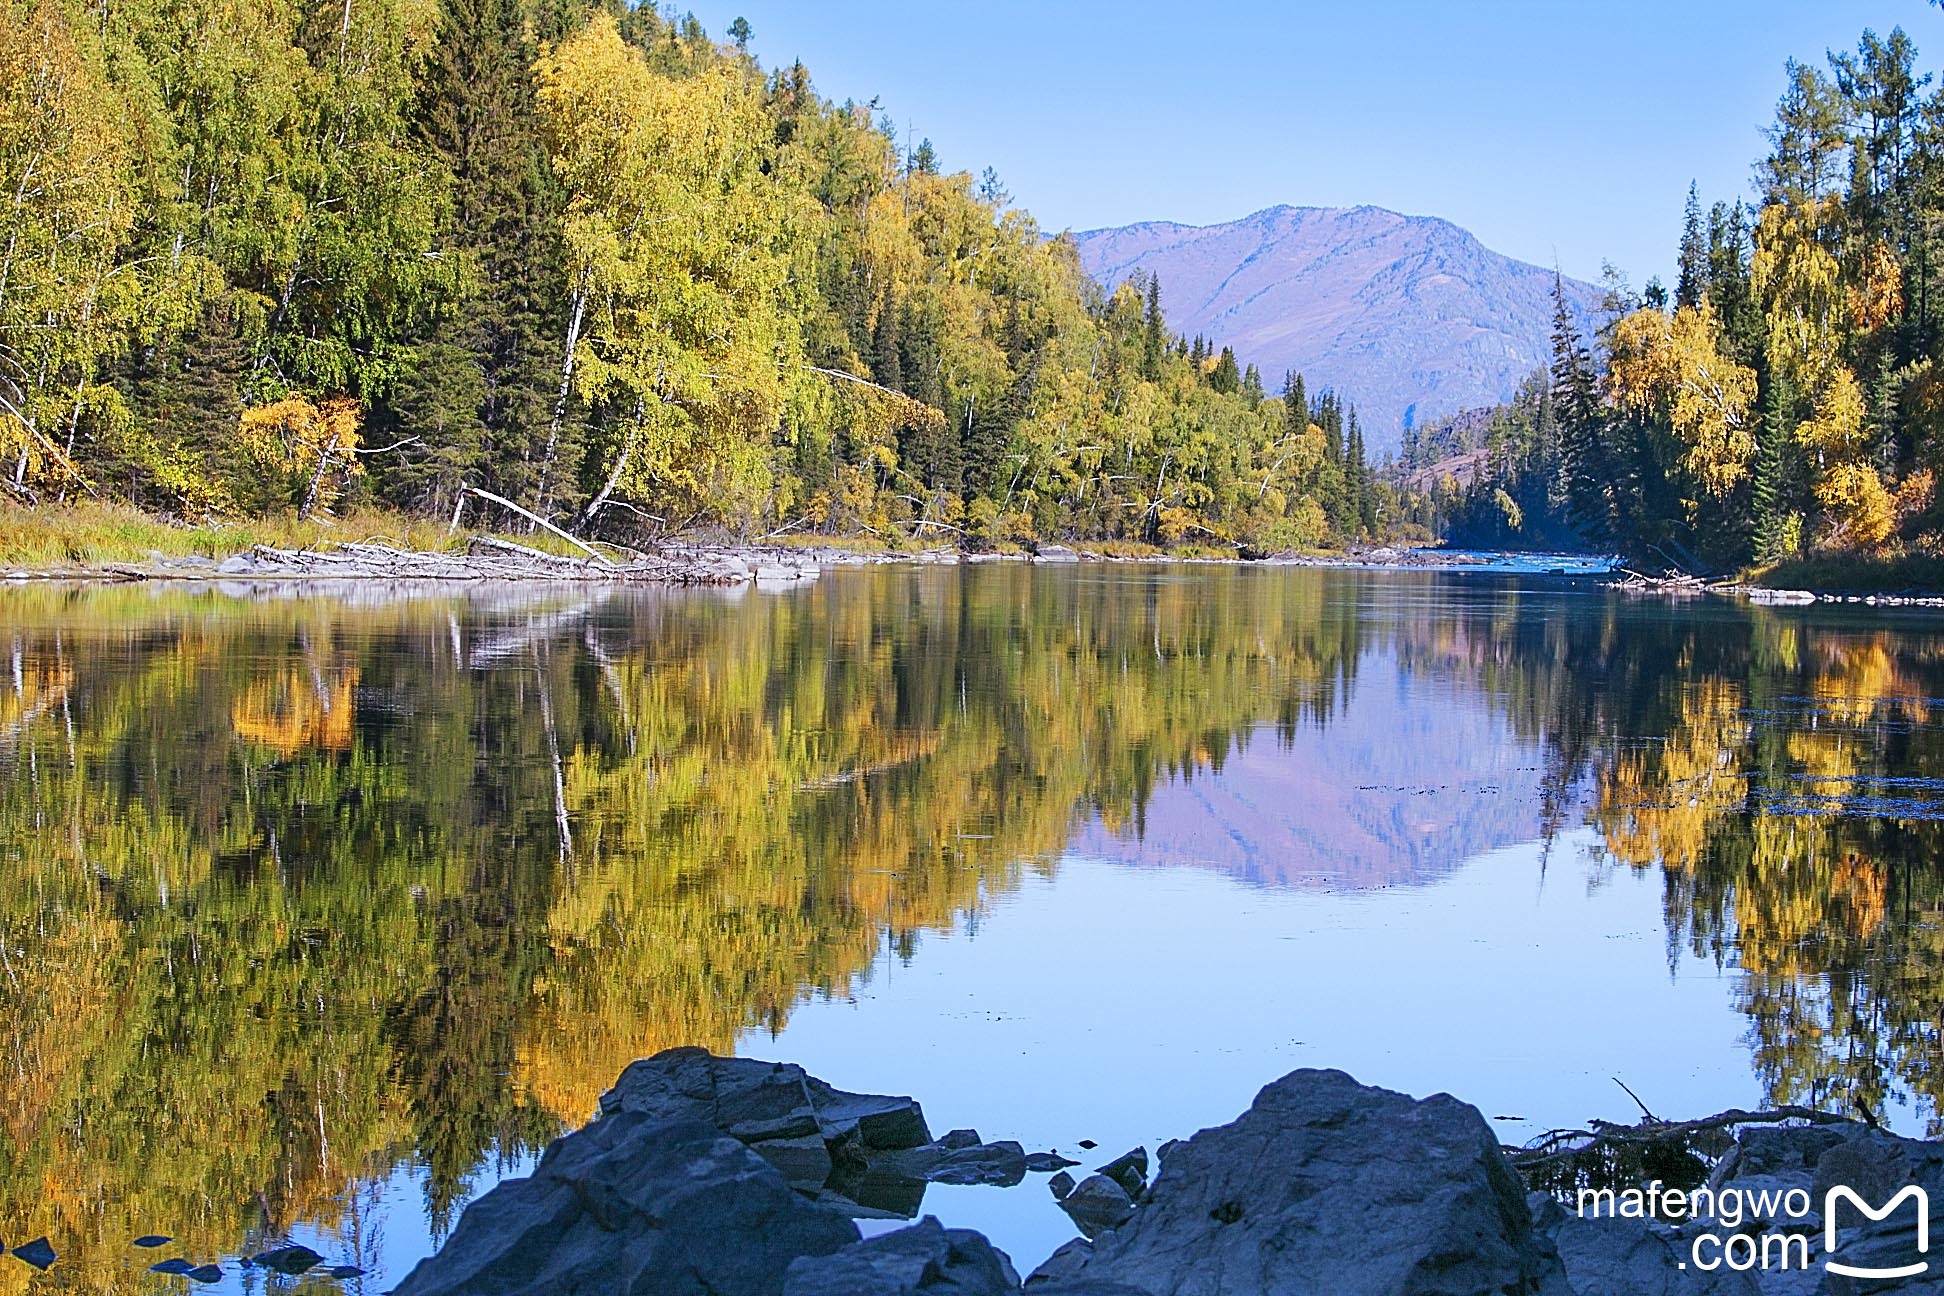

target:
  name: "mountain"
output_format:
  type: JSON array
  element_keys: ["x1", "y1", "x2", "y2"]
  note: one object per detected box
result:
[
  {"x1": 1070, "y1": 205, "x2": 1605, "y2": 453},
  {"x1": 1066, "y1": 648, "x2": 1570, "y2": 891}
]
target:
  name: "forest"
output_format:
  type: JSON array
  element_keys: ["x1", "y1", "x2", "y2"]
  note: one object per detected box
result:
[
  {"x1": 1402, "y1": 23, "x2": 1944, "y2": 575},
  {"x1": 0, "y1": 0, "x2": 1397, "y2": 554}
]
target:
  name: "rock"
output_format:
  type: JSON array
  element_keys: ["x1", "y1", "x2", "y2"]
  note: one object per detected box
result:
[
  {"x1": 251, "y1": 1243, "x2": 324, "y2": 1274},
  {"x1": 1028, "y1": 1284, "x2": 1153, "y2": 1296},
  {"x1": 185, "y1": 1265, "x2": 224, "y2": 1284},
  {"x1": 150, "y1": 1258, "x2": 197, "y2": 1274},
  {"x1": 1058, "y1": 1174, "x2": 1136, "y2": 1240},
  {"x1": 597, "y1": 1048, "x2": 932, "y2": 1203},
  {"x1": 330, "y1": 1265, "x2": 367, "y2": 1278},
  {"x1": 392, "y1": 1114, "x2": 859, "y2": 1296},
  {"x1": 1095, "y1": 1148, "x2": 1148, "y2": 1199},
  {"x1": 1049, "y1": 1170, "x2": 1077, "y2": 1201},
  {"x1": 10, "y1": 1238, "x2": 55, "y2": 1271},
  {"x1": 1530, "y1": 1193, "x2": 1756, "y2": 1295},
  {"x1": 752, "y1": 1134, "x2": 835, "y2": 1185},
  {"x1": 1026, "y1": 1152, "x2": 1080, "y2": 1172},
  {"x1": 216, "y1": 554, "x2": 254, "y2": 574},
  {"x1": 1026, "y1": 1238, "x2": 1093, "y2": 1287},
  {"x1": 1808, "y1": 1129, "x2": 1944, "y2": 1292},
  {"x1": 132, "y1": 1235, "x2": 171, "y2": 1248},
  {"x1": 1077, "y1": 1140, "x2": 1097, "y2": 1150},
  {"x1": 782, "y1": 1216, "x2": 1019, "y2": 1296},
  {"x1": 1707, "y1": 1123, "x2": 1862, "y2": 1190},
  {"x1": 1033, "y1": 545, "x2": 1080, "y2": 563},
  {"x1": 929, "y1": 1141, "x2": 1027, "y2": 1188},
  {"x1": 805, "y1": 1075, "x2": 932, "y2": 1150},
  {"x1": 1057, "y1": 1068, "x2": 1566, "y2": 1295},
  {"x1": 939, "y1": 1128, "x2": 984, "y2": 1150}
]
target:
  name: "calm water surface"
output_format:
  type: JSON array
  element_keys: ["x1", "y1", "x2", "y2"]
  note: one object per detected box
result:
[{"x1": 3, "y1": 564, "x2": 1942, "y2": 1290}]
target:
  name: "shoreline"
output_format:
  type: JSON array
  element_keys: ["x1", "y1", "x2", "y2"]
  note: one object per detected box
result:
[{"x1": 4, "y1": 532, "x2": 1942, "y2": 609}]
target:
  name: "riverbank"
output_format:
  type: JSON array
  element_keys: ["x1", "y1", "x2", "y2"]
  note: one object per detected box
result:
[
  {"x1": 0, "y1": 501, "x2": 1482, "y2": 585},
  {"x1": 379, "y1": 1049, "x2": 1909, "y2": 1296},
  {"x1": 9, "y1": 501, "x2": 1943, "y2": 607}
]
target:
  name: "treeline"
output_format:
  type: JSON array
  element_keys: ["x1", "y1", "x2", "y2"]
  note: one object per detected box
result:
[
  {"x1": 0, "y1": 0, "x2": 1394, "y2": 551},
  {"x1": 1404, "y1": 24, "x2": 1944, "y2": 571}
]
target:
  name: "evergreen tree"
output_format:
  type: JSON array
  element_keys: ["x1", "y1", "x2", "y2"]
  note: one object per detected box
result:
[
  {"x1": 381, "y1": 0, "x2": 567, "y2": 513},
  {"x1": 1142, "y1": 275, "x2": 1164, "y2": 380},
  {"x1": 1210, "y1": 346, "x2": 1240, "y2": 394},
  {"x1": 1675, "y1": 181, "x2": 1708, "y2": 309},
  {"x1": 1550, "y1": 271, "x2": 1611, "y2": 547},
  {"x1": 872, "y1": 293, "x2": 904, "y2": 392}
]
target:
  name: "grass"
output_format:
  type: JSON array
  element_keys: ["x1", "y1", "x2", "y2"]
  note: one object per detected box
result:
[
  {"x1": 0, "y1": 500, "x2": 470, "y2": 568},
  {"x1": 1743, "y1": 551, "x2": 1944, "y2": 596}
]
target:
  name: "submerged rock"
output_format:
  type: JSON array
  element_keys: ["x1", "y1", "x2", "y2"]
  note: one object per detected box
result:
[
  {"x1": 782, "y1": 1216, "x2": 1019, "y2": 1296},
  {"x1": 1055, "y1": 1068, "x2": 1567, "y2": 1295},
  {"x1": 251, "y1": 1243, "x2": 324, "y2": 1274},
  {"x1": 1049, "y1": 1170, "x2": 1077, "y2": 1201},
  {"x1": 391, "y1": 1114, "x2": 859, "y2": 1296},
  {"x1": 184, "y1": 1265, "x2": 223, "y2": 1284},
  {"x1": 1026, "y1": 1151, "x2": 1080, "y2": 1173},
  {"x1": 10, "y1": 1238, "x2": 55, "y2": 1271},
  {"x1": 150, "y1": 1258, "x2": 197, "y2": 1275},
  {"x1": 132, "y1": 1235, "x2": 171, "y2": 1248}
]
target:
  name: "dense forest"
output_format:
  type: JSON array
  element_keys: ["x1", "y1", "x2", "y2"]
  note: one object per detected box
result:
[
  {"x1": 1401, "y1": 23, "x2": 1944, "y2": 573},
  {"x1": 0, "y1": 0, "x2": 1399, "y2": 552}
]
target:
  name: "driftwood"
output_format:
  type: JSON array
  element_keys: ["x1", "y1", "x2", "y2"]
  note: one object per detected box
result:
[
  {"x1": 457, "y1": 486, "x2": 614, "y2": 566},
  {"x1": 1505, "y1": 1103, "x2": 1851, "y2": 1172},
  {"x1": 205, "y1": 539, "x2": 753, "y2": 586}
]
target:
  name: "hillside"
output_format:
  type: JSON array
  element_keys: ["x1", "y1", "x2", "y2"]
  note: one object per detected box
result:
[{"x1": 1071, "y1": 206, "x2": 1605, "y2": 452}]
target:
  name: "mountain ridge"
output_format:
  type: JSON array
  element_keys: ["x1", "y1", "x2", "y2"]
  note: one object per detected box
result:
[{"x1": 1070, "y1": 204, "x2": 1605, "y2": 452}]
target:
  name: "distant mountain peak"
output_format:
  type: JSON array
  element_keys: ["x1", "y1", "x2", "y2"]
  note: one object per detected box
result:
[{"x1": 1071, "y1": 206, "x2": 1602, "y2": 451}]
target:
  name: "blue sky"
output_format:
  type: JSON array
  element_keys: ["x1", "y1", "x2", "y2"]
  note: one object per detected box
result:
[{"x1": 694, "y1": 1, "x2": 1922, "y2": 287}]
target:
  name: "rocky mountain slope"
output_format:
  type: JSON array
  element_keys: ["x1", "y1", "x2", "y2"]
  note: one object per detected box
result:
[{"x1": 1071, "y1": 205, "x2": 1605, "y2": 452}]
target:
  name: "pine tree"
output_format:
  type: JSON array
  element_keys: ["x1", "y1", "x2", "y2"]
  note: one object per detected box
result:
[
  {"x1": 1142, "y1": 275, "x2": 1164, "y2": 380},
  {"x1": 1283, "y1": 372, "x2": 1308, "y2": 440},
  {"x1": 1550, "y1": 271, "x2": 1612, "y2": 547},
  {"x1": 1675, "y1": 181, "x2": 1708, "y2": 309},
  {"x1": 1209, "y1": 346, "x2": 1240, "y2": 394},
  {"x1": 1749, "y1": 366, "x2": 1793, "y2": 561},
  {"x1": 384, "y1": 0, "x2": 568, "y2": 513},
  {"x1": 872, "y1": 292, "x2": 904, "y2": 392}
]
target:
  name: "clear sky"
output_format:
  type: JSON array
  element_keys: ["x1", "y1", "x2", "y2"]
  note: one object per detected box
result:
[{"x1": 691, "y1": 1, "x2": 1924, "y2": 287}]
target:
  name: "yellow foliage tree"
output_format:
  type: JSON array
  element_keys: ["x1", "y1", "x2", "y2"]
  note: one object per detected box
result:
[
  {"x1": 1605, "y1": 303, "x2": 1758, "y2": 495},
  {"x1": 238, "y1": 395, "x2": 364, "y2": 517}
]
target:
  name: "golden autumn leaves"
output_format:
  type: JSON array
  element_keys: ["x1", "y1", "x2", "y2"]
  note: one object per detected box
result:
[{"x1": 1606, "y1": 192, "x2": 1930, "y2": 553}]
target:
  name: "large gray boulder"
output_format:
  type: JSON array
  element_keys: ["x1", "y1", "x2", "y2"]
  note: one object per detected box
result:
[
  {"x1": 391, "y1": 1114, "x2": 859, "y2": 1296},
  {"x1": 1057, "y1": 1068, "x2": 1568, "y2": 1296},
  {"x1": 782, "y1": 1216, "x2": 1019, "y2": 1296}
]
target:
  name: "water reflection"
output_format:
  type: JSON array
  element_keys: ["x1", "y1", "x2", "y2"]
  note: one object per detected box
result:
[{"x1": 1, "y1": 569, "x2": 1943, "y2": 1289}]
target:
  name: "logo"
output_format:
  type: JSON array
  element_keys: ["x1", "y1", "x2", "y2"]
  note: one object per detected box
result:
[{"x1": 1825, "y1": 1185, "x2": 1929, "y2": 1281}]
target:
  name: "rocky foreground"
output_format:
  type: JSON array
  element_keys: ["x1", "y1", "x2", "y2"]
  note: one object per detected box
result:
[{"x1": 390, "y1": 1048, "x2": 1939, "y2": 1296}]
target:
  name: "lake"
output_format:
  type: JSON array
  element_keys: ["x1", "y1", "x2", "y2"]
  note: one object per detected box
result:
[{"x1": 3, "y1": 563, "x2": 1942, "y2": 1291}]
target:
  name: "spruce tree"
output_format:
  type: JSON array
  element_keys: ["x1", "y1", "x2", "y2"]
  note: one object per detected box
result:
[
  {"x1": 382, "y1": 0, "x2": 568, "y2": 513},
  {"x1": 1142, "y1": 276, "x2": 1164, "y2": 380},
  {"x1": 1210, "y1": 346, "x2": 1240, "y2": 394},
  {"x1": 1675, "y1": 181, "x2": 1708, "y2": 309},
  {"x1": 1549, "y1": 271, "x2": 1611, "y2": 547}
]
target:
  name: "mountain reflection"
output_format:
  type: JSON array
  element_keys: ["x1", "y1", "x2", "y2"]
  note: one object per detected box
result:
[{"x1": 5, "y1": 569, "x2": 1944, "y2": 1289}]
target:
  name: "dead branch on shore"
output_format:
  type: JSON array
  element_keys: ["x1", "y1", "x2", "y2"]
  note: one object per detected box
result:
[{"x1": 1504, "y1": 1103, "x2": 1851, "y2": 1172}]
